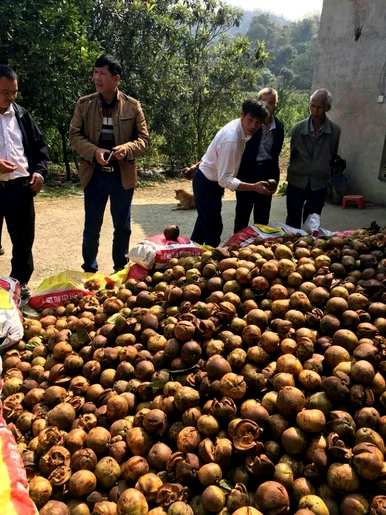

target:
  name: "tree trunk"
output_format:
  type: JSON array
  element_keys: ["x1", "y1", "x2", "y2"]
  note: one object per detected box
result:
[{"x1": 60, "y1": 128, "x2": 71, "y2": 181}]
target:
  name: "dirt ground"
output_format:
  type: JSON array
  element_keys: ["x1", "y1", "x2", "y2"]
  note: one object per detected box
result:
[
  {"x1": 0, "y1": 179, "x2": 235, "y2": 288},
  {"x1": 0, "y1": 178, "x2": 385, "y2": 290}
]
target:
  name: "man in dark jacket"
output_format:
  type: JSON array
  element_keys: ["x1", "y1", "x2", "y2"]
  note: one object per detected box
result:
[
  {"x1": 286, "y1": 88, "x2": 340, "y2": 228},
  {"x1": 0, "y1": 216, "x2": 4, "y2": 255},
  {"x1": 234, "y1": 87, "x2": 284, "y2": 232},
  {"x1": 0, "y1": 64, "x2": 49, "y2": 299}
]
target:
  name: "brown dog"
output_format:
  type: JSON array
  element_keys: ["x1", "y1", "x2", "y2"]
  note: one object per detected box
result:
[{"x1": 174, "y1": 189, "x2": 196, "y2": 210}]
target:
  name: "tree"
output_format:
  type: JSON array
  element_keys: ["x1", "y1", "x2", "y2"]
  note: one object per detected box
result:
[
  {"x1": 90, "y1": 0, "x2": 260, "y2": 166},
  {"x1": 289, "y1": 17, "x2": 317, "y2": 46},
  {"x1": 247, "y1": 13, "x2": 279, "y2": 51},
  {"x1": 0, "y1": 0, "x2": 99, "y2": 179},
  {"x1": 246, "y1": 12, "x2": 319, "y2": 95},
  {"x1": 271, "y1": 45, "x2": 294, "y2": 75},
  {"x1": 275, "y1": 89, "x2": 309, "y2": 136}
]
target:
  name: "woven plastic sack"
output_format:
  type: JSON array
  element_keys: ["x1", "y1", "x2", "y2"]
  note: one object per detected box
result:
[
  {"x1": 28, "y1": 270, "x2": 107, "y2": 310},
  {"x1": 225, "y1": 224, "x2": 286, "y2": 248},
  {"x1": 0, "y1": 356, "x2": 38, "y2": 514},
  {"x1": 129, "y1": 234, "x2": 202, "y2": 269}
]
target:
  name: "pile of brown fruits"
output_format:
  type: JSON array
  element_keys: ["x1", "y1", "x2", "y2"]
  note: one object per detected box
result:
[{"x1": 2, "y1": 229, "x2": 386, "y2": 514}]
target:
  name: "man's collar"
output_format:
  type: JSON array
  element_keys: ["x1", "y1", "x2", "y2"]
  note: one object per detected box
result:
[
  {"x1": 238, "y1": 118, "x2": 251, "y2": 141},
  {"x1": 99, "y1": 91, "x2": 118, "y2": 108},
  {"x1": 301, "y1": 116, "x2": 332, "y2": 135},
  {"x1": 266, "y1": 117, "x2": 276, "y2": 131},
  {"x1": 0, "y1": 103, "x2": 14, "y2": 117}
]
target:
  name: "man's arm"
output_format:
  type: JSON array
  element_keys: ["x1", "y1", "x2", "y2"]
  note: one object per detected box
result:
[
  {"x1": 69, "y1": 100, "x2": 99, "y2": 162},
  {"x1": 182, "y1": 161, "x2": 201, "y2": 179},
  {"x1": 288, "y1": 125, "x2": 299, "y2": 164},
  {"x1": 30, "y1": 119, "x2": 49, "y2": 179},
  {"x1": 333, "y1": 125, "x2": 341, "y2": 156},
  {"x1": 15, "y1": 109, "x2": 49, "y2": 180},
  {"x1": 217, "y1": 141, "x2": 271, "y2": 194},
  {"x1": 272, "y1": 119, "x2": 285, "y2": 184}
]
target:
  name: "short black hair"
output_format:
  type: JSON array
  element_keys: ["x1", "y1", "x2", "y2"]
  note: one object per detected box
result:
[
  {"x1": 0, "y1": 64, "x2": 17, "y2": 81},
  {"x1": 242, "y1": 98, "x2": 268, "y2": 121},
  {"x1": 94, "y1": 54, "x2": 122, "y2": 76}
]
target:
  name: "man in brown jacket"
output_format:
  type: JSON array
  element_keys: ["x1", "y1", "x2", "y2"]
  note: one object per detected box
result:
[{"x1": 70, "y1": 54, "x2": 149, "y2": 273}]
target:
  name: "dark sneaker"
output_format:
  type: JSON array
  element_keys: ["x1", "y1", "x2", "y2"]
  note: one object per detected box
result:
[
  {"x1": 20, "y1": 284, "x2": 31, "y2": 303},
  {"x1": 0, "y1": 246, "x2": 4, "y2": 256},
  {"x1": 82, "y1": 264, "x2": 98, "y2": 273}
]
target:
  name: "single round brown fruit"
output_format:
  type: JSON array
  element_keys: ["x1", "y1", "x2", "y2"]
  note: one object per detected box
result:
[{"x1": 117, "y1": 489, "x2": 148, "y2": 515}]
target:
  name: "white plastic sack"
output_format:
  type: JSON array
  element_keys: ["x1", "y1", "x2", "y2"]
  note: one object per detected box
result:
[
  {"x1": 0, "y1": 277, "x2": 23, "y2": 352},
  {"x1": 302, "y1": 214, "x2": 335, "y2": 237},
  {"x1": 129, "y1": 241, "x2": 158, "y2": 269},
  {"x1": 129, "y1": 234, "x2": 202, "y2": 269},
  {"x1": 302, "y1": 213, "x2": 321, "y2": 234}
]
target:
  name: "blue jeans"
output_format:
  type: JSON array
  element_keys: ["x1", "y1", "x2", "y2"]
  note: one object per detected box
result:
[
  {"x1": 191, "y1": 169, "x2": 224, "y2": 247},
  {"x1": 82, "y1": 170, "x2": 134, "y2": 272}
]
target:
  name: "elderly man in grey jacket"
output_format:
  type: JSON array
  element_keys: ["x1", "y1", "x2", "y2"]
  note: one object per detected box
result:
[{"x1": 286, "y1": 88, "x2": 341, "y2": 228}]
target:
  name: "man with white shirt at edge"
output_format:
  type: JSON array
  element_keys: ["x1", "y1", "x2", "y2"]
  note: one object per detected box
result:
[
  {"x1": 0, "y1": 64, "x2": 48, "y2": 300},
  {"x1": 190, "y1": 99, "x2": 271, "y2": 247}
]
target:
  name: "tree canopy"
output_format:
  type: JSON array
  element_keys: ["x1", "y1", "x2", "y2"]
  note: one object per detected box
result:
[
  {"x1": 0, "y1": 1, "x2": 318, "y2": 173},
  {"x1": 247, "y1": 12, "x2": 319, "y2": 91}
]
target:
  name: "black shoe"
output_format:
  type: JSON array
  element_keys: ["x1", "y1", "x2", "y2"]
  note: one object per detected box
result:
[
  {"x1": 82, "y1": 265, "x2": 97, "y2": 273},
  {"x1": 0, "y1": 246, "x2": 4, "y2": 256}
]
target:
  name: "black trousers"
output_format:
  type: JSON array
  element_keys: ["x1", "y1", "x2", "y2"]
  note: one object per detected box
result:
[
  {"x1": 286, "y1": 182, "x2": 327, "y2": 229},
  {"x1": 0, "y1": 178, "x2": 35, "y2": 284},
  {"x1": 234, "y1": 192, "x2": 272, "y2": 233},
  {"x1": 234, "y1": 160, "x2": 275, "y2": 233},
  {"x1": 0, "y1": 214, "x2": 3, "y2": 245},
  {"x1": 191, "y1": 169, "x2": 224, "y2": 247}
]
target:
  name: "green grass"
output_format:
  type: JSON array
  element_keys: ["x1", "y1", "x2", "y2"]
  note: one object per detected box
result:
[
  {"x1": 40, "y1": 183, "x2": 83, "y2": 198},
  {"x1": 40, "y1": 172, "x2": 170, "y2": 198}
]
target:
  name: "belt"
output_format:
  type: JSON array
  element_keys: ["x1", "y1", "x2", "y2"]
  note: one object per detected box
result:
[
  {"x1": 0, "y1": 176, "x2": 30, "y2": 188},
  {"x1": 96, "y1": 164, "x2": 119, "y2": 174}
]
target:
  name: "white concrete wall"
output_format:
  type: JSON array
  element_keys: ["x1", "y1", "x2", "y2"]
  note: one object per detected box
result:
[{"x1": 313, "y1": 0, "x2": 386, "y2": 204}]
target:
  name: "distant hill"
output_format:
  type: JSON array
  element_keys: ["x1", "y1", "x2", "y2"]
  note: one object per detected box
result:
[{"x1": 228, "y1": 9, "x2": 288, "y2": 36}]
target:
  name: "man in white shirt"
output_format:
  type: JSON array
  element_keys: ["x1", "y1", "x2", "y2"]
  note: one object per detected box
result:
[
  {"x1": 190, "y1": 99, "x2": 271, "y2": 247},
  {"x1": 0, "y1": 65, "x2": 49, "y2": 299}
]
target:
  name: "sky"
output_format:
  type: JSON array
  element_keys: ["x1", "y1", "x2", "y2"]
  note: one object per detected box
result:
[{"x1": 225, "y1": 0, "x2": 323, "y2": 20}]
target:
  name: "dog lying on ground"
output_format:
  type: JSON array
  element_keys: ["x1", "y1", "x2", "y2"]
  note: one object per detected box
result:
[{"x1": 174, "y1": 189, "x2": 196, "y2": 210}]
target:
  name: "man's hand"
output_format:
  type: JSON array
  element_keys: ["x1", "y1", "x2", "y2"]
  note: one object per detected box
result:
[
  {"x1": 30, "y1": 173, "x2": 44, "y2": 193},
  {"x1": 182, "y1": 162, "x2": 200, "y2": 180},
  {"x1": 266, "y1": 179, "x2": 278, "y2": 193},
  {"x1": 253, "y1": 181, "x2": 271, "y2": 195},
  {"x1": 0, "y1": 159, "x2": 17, "y2": 174},
  {"x1": 95, "y1": 148, "x2": 110, "y2": 166},
  {"x1": 182, "y1": 166, "x2": 196, "y2": 180},
  {"x1": 112, "y1": 144, "x2": 127, "y2": 161}
]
